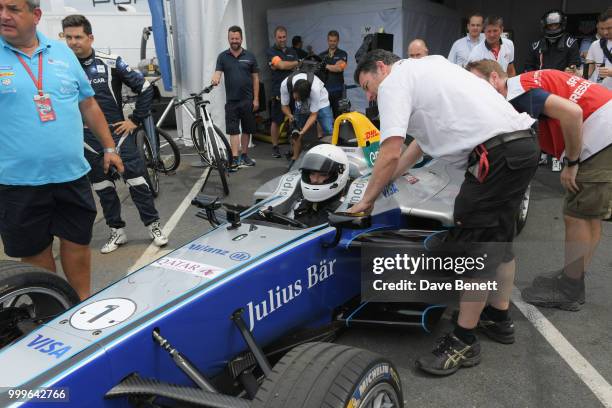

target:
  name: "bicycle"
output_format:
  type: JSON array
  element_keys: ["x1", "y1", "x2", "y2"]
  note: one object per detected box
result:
[
  {"x1": 122, "y1": 87, "x2": 181, "y2": 197},
  {"x1": 156, "y1": 85, "x2": 232, "y2": 195}
]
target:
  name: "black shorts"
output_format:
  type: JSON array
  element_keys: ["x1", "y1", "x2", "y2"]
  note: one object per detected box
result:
[
  {"x1": 269, "y1": 97, "x2": 284, "y2": 125},
  {"x1": 0, "y1": 176, "x2": 97, "y2": 257},
  {"x1": 225, "y1": 100, "x2": 256, "y2": 135},
  {"x1": 447, "y1": 135, "x2": 540, "y2": 277}
]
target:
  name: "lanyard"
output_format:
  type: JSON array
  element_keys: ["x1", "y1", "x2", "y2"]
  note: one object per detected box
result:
[{"x1": 14, "y1": 52, "x2": 43, "y2": 95}]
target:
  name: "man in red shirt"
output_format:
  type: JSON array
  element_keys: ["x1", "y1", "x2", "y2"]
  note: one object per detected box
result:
[{"x1": 467, "y1": 59, "x2": 612, "y2": 311}]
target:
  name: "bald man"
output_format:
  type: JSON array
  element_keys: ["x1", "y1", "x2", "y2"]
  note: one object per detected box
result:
[{"x1": 408, "y1": 39, "x2": 429, "y2": 58}]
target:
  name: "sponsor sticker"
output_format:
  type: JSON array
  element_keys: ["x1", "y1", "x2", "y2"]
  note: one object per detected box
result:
[
  {"x1": 96, "y1": 64, "x2": 106, "y2": 73},
  {"x1": 0, "y1": 65, "x2": 12, "y2": 70},
  {"x1": 0, "y1": 72, "x2": 14, "y2": 77},
  {"x1": 153, "y1": 256, "x2": 223, "y2": 278},
  {"x1": 27, "y1": 333, "x2": 72, "y2": 359},
  {"x1": 1, "y1": 78, "x2": 12, "y2": 86},
  {"x1": 230, "y1": 251, "x2": 251, "y2": 261}
]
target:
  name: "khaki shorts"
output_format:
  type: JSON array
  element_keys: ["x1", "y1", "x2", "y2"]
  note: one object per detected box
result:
[{"x1": 564, "y1": 144, "x2": 612, "y2": 219}]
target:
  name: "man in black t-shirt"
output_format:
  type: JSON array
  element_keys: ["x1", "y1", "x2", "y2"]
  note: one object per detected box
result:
[
  {"x1": 212, "y1": 25, "x2": 259, "y2": 171},
  {"x1": 266, "y1": 26, "x2": 299, "y2": 158},
  {"x1": 319, "y1": 30, "x2": 348, "y2": 118}
]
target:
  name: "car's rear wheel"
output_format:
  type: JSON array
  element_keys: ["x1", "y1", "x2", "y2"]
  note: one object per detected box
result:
[
  {"x1": 252, "y1": 342, "x2": 403, "y2": 408},
  {"x1": 0, "y1": 261, "x2": 80, "y2": 349},
  {"x1": 516, "y1": 183, "x2": 531, "y2": 235}
]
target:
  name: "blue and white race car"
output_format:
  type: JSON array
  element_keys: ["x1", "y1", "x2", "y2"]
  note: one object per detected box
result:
[{"x1": 0, "y1": 112, "x2": 529, "y2": 407}]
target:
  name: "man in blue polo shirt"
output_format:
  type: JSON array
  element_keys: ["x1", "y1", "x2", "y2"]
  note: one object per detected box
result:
[
  {"x1": 212, "y1": 25, "x2": 259, "y2": 171},
  {"x1": 0, "y1": 0, "x2": 123, "y2": 300},
  {"x1": 266, "y1": 25, "x2": 299, "y2": 158}
]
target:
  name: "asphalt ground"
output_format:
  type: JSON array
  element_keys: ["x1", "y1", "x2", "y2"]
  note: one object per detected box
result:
[{"x1": 1, "y1": 133, "x2": 611, "y2": 408}]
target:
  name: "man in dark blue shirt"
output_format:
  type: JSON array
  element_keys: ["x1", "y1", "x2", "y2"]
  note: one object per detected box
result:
[
  {"x1": 266, "y1": 26, "x2": 299, "y2": 158},
  {"x1": 63, "y1": 15, "x2": 168, "y2": 254},
  {"x1": 319, "y1": 30, "x2": 348, "y2": 118},
  {"x1": 212, "y1": 25, "x2": 259, "y2": 170}
]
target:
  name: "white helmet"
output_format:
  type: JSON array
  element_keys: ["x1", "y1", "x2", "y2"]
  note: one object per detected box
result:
[{"x1": 300, "y1": 144, "x2": 349, "y2": 202}]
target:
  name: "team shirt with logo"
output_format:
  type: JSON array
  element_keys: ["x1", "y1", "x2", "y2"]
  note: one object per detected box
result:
[{"x1": 507, "y1": 69, "x2": 612, "y2": 160}]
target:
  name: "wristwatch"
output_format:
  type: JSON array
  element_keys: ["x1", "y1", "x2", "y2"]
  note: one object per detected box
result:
[
  {"x1": 103, "y1": 147, "x2": 118, "y2": 154},
  {"x1": 563, "y1": 157, "x2": 580, "y2": 167}
]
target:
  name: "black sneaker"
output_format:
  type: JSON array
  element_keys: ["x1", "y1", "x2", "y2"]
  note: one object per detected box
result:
[
  {"x1": 451, "y1": 310, "x2": 515, "y2": 345},
  {"x1": 532, "y1": 269, "x2": 585, "y2": 304},
  {"x1": 478, "y1": 310, "x2": 515, "y2": 344},
  {"x1": 415, "y1": 333, "x2": 480, "y2": 376},
  {"x1": 228, "y1": 157, "x2": 240, "y2": 173},
  {"x1": 521, "y1": 274, "x2": 584, "y2": 311},
  {"x1": 240, "y1": 154, "x2": 256, "y2": 167},
  {"x1": 272, "y1": 145, "x2": 281, "y2": 158}
]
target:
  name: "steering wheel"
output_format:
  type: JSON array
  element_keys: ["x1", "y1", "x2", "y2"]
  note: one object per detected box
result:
[{"x1": 257, "y1": 206, "x2": 308, "y2": 228}]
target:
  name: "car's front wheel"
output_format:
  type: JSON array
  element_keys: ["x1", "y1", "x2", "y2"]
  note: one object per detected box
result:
[
  {"x1": 252, "y1": 342, "x2": 403, "y2": 408},
  {"x1": 0, "y1": 261, "x2": 80, "y2": 349}
]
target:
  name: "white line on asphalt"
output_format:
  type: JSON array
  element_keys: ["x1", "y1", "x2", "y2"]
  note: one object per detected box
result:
[
  {"x1": 512, "y1": 287, "x2": 612, "y2": 407},
  {"x1": 127, "y1": 167, "x2": 210, "y2": 274}
]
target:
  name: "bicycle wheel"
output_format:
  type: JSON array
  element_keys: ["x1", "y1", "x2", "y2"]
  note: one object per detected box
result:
[
  {"x1": 209, "y1": 125, "x2": 231, "y2": 196},
  {"x1": 190, "y1": 121, "x2": 212, "y2": 166},
  {"x1": 156, "y1": 127, "x2": 181, "y2": 172},
  {"x1": 136, "y1": 129, "x2": 160, "y2": 197}
]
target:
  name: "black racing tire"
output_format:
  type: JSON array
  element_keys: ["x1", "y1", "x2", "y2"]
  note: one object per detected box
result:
[
  {"x1": 252, "y1": 342, "x2": 403, "y2": 408},
  {"x1": 515, "y1": 183, "x2": 531, "y2": 235},
  {"x1": 136, "y1": 129, "x2": 160, "y2": 198},
  {"x1": 208, "y1": 125, "x2": 230, "y2": 196},
  {"x1": 0, "y1": 261, "x2": 80, "y2": 349},
  {"x1": 156, "y1": 127, "x2": 181, "y2": 172}
]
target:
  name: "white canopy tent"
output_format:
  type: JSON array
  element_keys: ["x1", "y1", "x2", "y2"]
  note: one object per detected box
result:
[{"x1": 169, "y1": 0, "x2": 245, "y2": 145}]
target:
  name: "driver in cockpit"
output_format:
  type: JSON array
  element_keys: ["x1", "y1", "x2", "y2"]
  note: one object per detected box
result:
[{"x1": 291, "y1": 144, "x2": 350, "y2": 226}]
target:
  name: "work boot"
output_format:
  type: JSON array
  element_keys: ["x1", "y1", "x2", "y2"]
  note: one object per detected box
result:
[
  {"x1": 101, "y1": 227, "x2": 127, "y2": 254},
  {"x1": 148, "y1": 221, "x2": 169, "y2": 247},
  {"x1": 415, "y1": 333, "x2": 481, "y2": 376},
  {"x1": 531, "y1": 269, "x2": 585, "y2": 304},
  {"x1": 521, "y1": 273, "x2": 584, "y2": 311}
]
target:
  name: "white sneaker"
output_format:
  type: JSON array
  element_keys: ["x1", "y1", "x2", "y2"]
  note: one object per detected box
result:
[
  {"x1": 551, "y1": 158, "x2": 562, "y2": 172},
  {"x1": 148, "y1": 221, "x2": 168, "y2": 247},
  {"x1": 100, "y1": 227, "x2": 127, "y2": 254}
]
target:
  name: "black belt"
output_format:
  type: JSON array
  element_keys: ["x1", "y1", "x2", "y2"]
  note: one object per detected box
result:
[
  {"x1": 468, "y1": 129, "x2": 535, "y2": 183},
  {"x1": 479, "y1": 129, "x2": 535, "y2": 152}
]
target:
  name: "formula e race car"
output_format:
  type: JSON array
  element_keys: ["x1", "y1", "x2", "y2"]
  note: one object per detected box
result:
[{"x1": 0, "y1": 111, "x2": 530, "y2": 408}]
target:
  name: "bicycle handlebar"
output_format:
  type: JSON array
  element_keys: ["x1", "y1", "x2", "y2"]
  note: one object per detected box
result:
[{"x1": 174, "y1": 84, "x2": 217, "y2": 107}]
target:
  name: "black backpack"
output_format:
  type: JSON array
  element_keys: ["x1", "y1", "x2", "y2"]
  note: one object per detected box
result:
[
  {"x1": 600, "y1": 38, "x2": 612, "y2": 64},
  {"x1": 286, "y1": 70, "x2": 315, "y2": 110}
]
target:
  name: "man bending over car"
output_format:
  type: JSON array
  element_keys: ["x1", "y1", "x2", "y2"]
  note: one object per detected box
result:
[
  {"x1": 467, "y1": 59, "x2": 612, "y2": 311},
  {"x1": 280, "y1": 73, "x2": 334, "y2": 169},
  {"x1": 62, "y1": 15, "x2": 168, "y2": 254}
]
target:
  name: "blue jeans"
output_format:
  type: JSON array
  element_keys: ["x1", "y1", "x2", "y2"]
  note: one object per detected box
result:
[{"x1": 295, "y1": 105, "x2": 334, "y2": 136}]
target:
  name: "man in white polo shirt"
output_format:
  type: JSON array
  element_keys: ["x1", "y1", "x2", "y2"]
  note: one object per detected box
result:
[
  {"x1": 448, "y1": 12, "x2": 484, "y2": 67},
  {"x1": 280, "y1": 71, "x2": 333, "y2": 167},
  {"x1": 350, "y1": 50, "x2": 537, "y2": 376},
  {"x1": 586, "y1": 8, "x2": 612, "y2": 90},
  {"x1": 468, "y1": 16, "x2": 516, "y2": 76}
]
